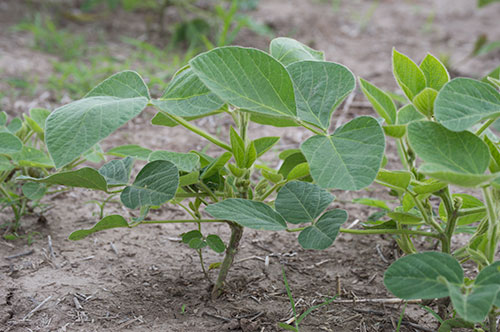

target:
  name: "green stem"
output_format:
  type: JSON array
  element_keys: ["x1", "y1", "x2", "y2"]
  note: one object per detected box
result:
[
  {"x1": 457, "y1": 206, "x2": 486, "y2": 216},
  {"x1": 488, "y1": 310, "x2": 497, "y2": 332},
  {"x1": 197, "y1": 249, "x2": 210, "y2": 281},
  {"x1": 139, "y1": 219, "x2": 224, "y2": 225},
  {"x1": 157, "y1": 111, "x2": 232, "y2": 152},
  {"x1": 411, "y1": 194, "x2": 446, "y2": 237},
  {"x1": 397, "y1": 138, "x2": 410, "y2": 169},
  {"x1": 475, "y1": 118, "x2": 496, "y2": 136},
  {"x1": 296, "y1": 120, "x2": 326, "y2": 136},
  {"x1": 482, "y1": 186, "x2": 498, "y2": 264},
  {"x1": 436, "y1": 187, "x2": 461, "y2": 254},
  {"x1": 286, "y1": 226, "x2": 441, "y2": 238},
  {"x1": 211, "y1": 222, "x2": 244, "y2": 299},
  {"x1": 198, "y1": 181, "x2": 219, "y2": 202},
  {"x1": 257, "y1": 182, "x2": 285, "y2": 201}
]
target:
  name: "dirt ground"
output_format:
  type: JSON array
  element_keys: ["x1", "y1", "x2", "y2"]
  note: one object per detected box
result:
[{"x1": 1, "y1": 0, "x2": 500, "y2": 331}]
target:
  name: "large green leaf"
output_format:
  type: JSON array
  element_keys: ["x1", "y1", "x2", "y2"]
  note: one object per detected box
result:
[
  {"x1": 121, "y1": 160, "x2": 179, "y2": 209},
  {"x1": 190, "y1": 47, "x2": 296, "y2": 117},
  {"x1": 384, "y1": 252, "x2": 463, "y2": 300},
  {"x1": 98, "y1": 157, "x2": 134, "y2": 186},
  {"x1": 287, "y1": 61, "x2": 355, "y2": 130},
  {"x1": 275, "y1": 181, "x2": 334, "y2": 224},
  {"x1": 69, "y1": 215, "x2": 129, "y2": 240},
  {"x1": 0, "y1": 156, "x2": 14, "y2": 171},
  {"x1": 475, "y1": 261, "x2": 500, "y2": 307},
  {"x1": 419, "y1": 53, "x2": 449, "y2": 91},
  {"x1": 359, "y1": 78, "x2": 397, "y2": 125},
  {"x1": 151, "y1": 66, "x2": 224, "y2": 117},
  {"x1": 46, "y1": 71, "x2": 150, "y2": 168},
  {"x1": 301, "y1": 116, "x2": 385, "y2": 190},
  {"x1": 408, "y1": 121, "x2": 492, "y2": 186},
  {"x1": 0, "y1": 132, "x2": 22, "y2": 154},
  {"x1": 392, "y1": 49, "x2": 427, "y2": 100},
  {"x1": 298, "y1": 209, "x2": 347, "y2": 250},
  {"x1": 445, "y1": 282, "x2": 499, "y2": 323},
  {"x1": 107, "y1": 144, "x2": 152, "y2": 160},
  {"x1": 149, "y1": 150, "x2": 200, "y2": 172},
  {"x1": 269, "y1": 37, "x2": 324, "y2": 66},
  {"x1": 434, "y1": 78, "x2": 500, "y2": 131},
  {"x1": 18, "y1": 167, "x2": 108, "y2": 191},
  {"x1": 205, "y1": 198, "x2": 287, "y2": 230}
]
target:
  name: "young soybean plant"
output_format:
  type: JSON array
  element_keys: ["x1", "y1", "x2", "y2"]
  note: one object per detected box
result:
[
  {"x1": 359, "y1": 49, "x2": 500, "y2": 330},
  {"x1": 21, "y1": 38, "x2": 387, "y2": 299}
]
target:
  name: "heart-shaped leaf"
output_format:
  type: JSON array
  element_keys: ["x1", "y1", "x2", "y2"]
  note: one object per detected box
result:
[
  {"x1": 434, "y1": 78, "x2": 500, "y2": 131},
  {"x1": 206, "y1": 234, "x2": 226, "y2": 253},
  {"x1": 275, "y1": 181, "x2": 334, "y2": 224},
  {"x1": 205, "y1": 198, "x2": 287, "y2": 231},
  {"x1": 151, "y1": 66, "x2": 224, "y2": 117},
  {"x1": 384, "y1": 252, "x2": 463, "y2": 300},
  {"x1": 149, "y1": 150, "x2": 200, "y2": 172},
  {"x1": 408, "y1": 121, "x2": 492, "y2": 187},
  {"x1": 287, "y1": 60, "x2": 355, "y2": 130},
  {"x1": 46, "y1": 71, "x2": 150, "y2": 168},
  {"x1": 269, "y1": 37, "x2": 324, "y2": 66},
  {"x1": 301, "y1": 116, "x2": 385, "y2": 190},
  {"x1": 298, "y1": 209, "x2": 347, "y2": 250},
  {"x1": 69, "y1": 215, "x2": 129, "y2": 240},
  {"x1": 190, "y1": 47, "x2": 296, "y2": 117},
  {"x1": 121, "y1": 160, "x2": 179, "y2": 209},
  {"x1": 98, "y1": 157, "x2": 134, "y2": 186}
]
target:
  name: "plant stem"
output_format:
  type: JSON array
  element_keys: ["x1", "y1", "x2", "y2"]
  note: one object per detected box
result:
[
  {"x1": 198, "y1": 181, "x2": 219, "y2": 202},
  {"x1": 257, "y1": 181, "x2": 285, "y2": 201},
  {"x1": 457, "y1": 206, "x2": 486, "y2": 216},
  {"x1": 475, "y1": 118, "x2": 496, "y2": 136},
  {"x1": 488, "y1": 310, "x2": 497, "y2": 332},
  {"x1": 211, "y1": 222, "x2": 244, "y2": 299},
  {"x1": 437, "y1": 187, "x2": 461, "y2": 253},
  {"x1": 296, "y1": 120, "x2": 326, "y2": 136},
  {"x1": 481, "y1": 186, "x2": 498, "y2": 264},
  {"x1": 157, "y1": 111, "x2": 232, "y2": 152},
  {"x1": 286, "y1": 227, "x2": 441, "y2": 238},
  {"x1": 397, "y1": 138, "x2": 410, "y2": 169},
  {"x1": 411, "y1": 194, "x2": 446, "y2": 238},
  {"x1": 197, "y1": 249, "x2": 210, "y2": 281},
  {"x1": 139, "y1": 219, "x2": 224, "y2": 225}
]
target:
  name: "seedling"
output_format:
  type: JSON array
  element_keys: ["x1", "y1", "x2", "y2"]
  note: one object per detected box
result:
[
  {"x1": 359, "y1": 49, "x2": 500, "y2": 330},
  {"x1": 22, "y1": 37, "x2": 387, "y2": 299}
]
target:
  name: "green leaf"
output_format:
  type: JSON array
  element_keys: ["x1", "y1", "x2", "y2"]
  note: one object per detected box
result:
[
  {"x1": 69, "y1": 215, "x2": 129, "y2": 240},
  {"x1": 301, "y1": 116, "x2": 385, "y2": 190},
  {"x1": 182, "y1": 230, "x2": 202, "y2": 243},
  {"x1": 253, "y1": 136, "x2": 280, "y2": 157},
  {"x1": 151, "y1": 66, "x2": 224, "y2": 117},
  {"x1": 412, "y1": 88, "x2": 437, "y2": 117},
  {"x1": 482, "y1": 65, "x2": 500, "y2": 88},
  {"x1": 46, "y1": 71, "x2": 149, "y2": 168},
  {"x1": 397, "y1": 104, "x2": 425, "y2": 125},
  {"x1": 0, "y1": 132, "x2": 23, "y2": 154},
  {"x1": 287, "y1": 60, "x2": 355, "y2": 130},
  {"x1": 121, "y1": 160, "x2": 179, "y2": 209},
  {"x1": 392, "y1": 49, "x2": 427, "y2": 100},
  {"x1": 201, "y1": 152, "x2": 232, "y2": 179},
  {"x1": 475, "y1": 261, "x2": 500, "y2": 307},
  {"x1": 250, "y1": 113, "x2": 299, "y2": 127},
  {"x1": 434, "y1": 78, "x2": 500, "y2": 131},
  {"x1": 387, "y1": 211, "x2": 423, "y2": 225},
  {"x1": 149, "y1": 151, "x2": 199, "y2": 172},
  {"x1": 376, "y1": 169, "x2": 412, "y2": 191},
  {"x1": 206, "y1": 234, "x2": 225, "y2": 253},
  {"x1": 151, "y1": 109, "x2": 223, "y2": 127},
  {"x1": 359, "y1": 78, "x2": 397, "y2": 124},
  {"x1": 29, "y1": 108, "x2": 50, "y2": 132},
  {"x1": 189, "y1": 238, "x2": 207, "y2": 249},
  {"x1": 419, "y1": 53, "x2": 450, "y2": 91},
  {"x1": 205, "y1": 198, "x2": 287, "y2": 230},
  {"x1": 269, "y1": 37, "x2": 324, "y2": 66},
  {"x1": 230, "y1": 126, "x2": 245, "y2": 168},
  {"x1": 275, "y1": 181, "x2": 334, "y2": 224},
  {"x1": 412, "y1": 179, "x2": 448, "y2": 195},
  {"x1": 98, "y1": 157, "x2": 134, "y2": 186},
  {"x1": 353, "y1": 198, "x2": 390, "y2": 210},
  {"x1": 7, "y1": 118, "x2": 22, "y2": 134},
  {"x1": 245, "y1": 141, "x2": 257, "y2": 168},
  {"x1": 11, "y1": 146, "x2": 54, "y2": 168},
  {"x1": 478, "y1": 0, "x2": 500, "y2": 7},
  {"x1": 438, "y1": 194, "x2": 486, "y2": 226},
  {"x1": 179, "y1": 171, "x2": 199, "y2": 186},
  {"x1": 107, "y1": 144, "x2": 152, "y2": 160},
  {"x1": 384, "y1": 252, "x2": 463, "y2": 300},
  {"x1": 298, "y1": 209, "x2": 347, "y2": 250},
  {"x1": 18, "y1": 167, "x2": 108, "y2": 191},
  {"x1": 261, "y1": 169, "x2": 283, "y2": 183},
  {"x1": 279, "y1": 151, "x2": 307, "y2": 178},
  {"x1": 0, "y1": 111, "x2": 6, "y2": 126},
  {"x1": 0, "y1": 156, "x2": 14, "y2": 171},
  {"x1": 22, "y1": 182, "x2": 46, "y2": 200},
  {"x1": 190, "y1": 46, "x2": 296, "y2": 117},
  {"x1": 445, "y1": 282, "x2": 499, "y2": 323},
  {"x1": 408, "y1": 121, "x2": 492, "y2": 187},
  {"x1": 287, "y1": 163, "x2": 310, "y2": 180},
  {"x1": 383, "y1": 125, "x2": 406, "y2": 138}
]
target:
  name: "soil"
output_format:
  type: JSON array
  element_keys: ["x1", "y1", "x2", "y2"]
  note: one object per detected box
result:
[{"x1": 1, "y1": 0, "x2": 500, "y2": 331}]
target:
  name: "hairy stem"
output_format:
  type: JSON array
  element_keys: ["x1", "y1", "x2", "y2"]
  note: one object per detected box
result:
[
  {"x1": 488, "y1": 311, "x2": 497, "y2": 332},
  {"x1": 211, "y1": 222, "x2": 243, "y2": 299},
  {"x1": 482, "y1": 186, "x2": 498, "y2": 264},
  {"x1": 475, "y1": 118, "x2": 496, "y2": 136}
]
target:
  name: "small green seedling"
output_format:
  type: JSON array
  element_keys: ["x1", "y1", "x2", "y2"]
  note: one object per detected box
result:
[
  {"x1": 23, "y1": 37, "x2": 387, "y2": 299},
  {"x1": 359, "y1": 49, "x2": 500, "y2": 330}
]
